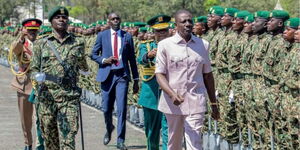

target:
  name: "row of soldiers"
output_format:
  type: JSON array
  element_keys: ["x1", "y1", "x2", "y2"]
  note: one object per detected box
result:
[{"x1": 0, "y1": 5, "x2": 299, "y2": 150}]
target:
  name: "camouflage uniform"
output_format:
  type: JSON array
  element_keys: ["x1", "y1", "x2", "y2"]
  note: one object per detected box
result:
[
  {"x1": 249, "y1": 33, "x2": 272, "y2": 149},
  {"x1": 227, "y1": 32, "x2": 250, "y2": 145},
  {"x1": 30, "y1": 32, "x2": 88, "y2": 150},
  {"x1": 276, "y1": 42, "x2": 300, "y2": 149},
  {"x1": 215, "y1": 29, "x2": 239, "y2": 143}
]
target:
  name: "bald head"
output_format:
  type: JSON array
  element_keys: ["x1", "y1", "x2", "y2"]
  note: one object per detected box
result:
[
  {"x1": 175, "y1": 10, "x2": 192, "y2": 23},
  {"x1": 108, "y1": 12, "x2": 121, "y2": 31}
]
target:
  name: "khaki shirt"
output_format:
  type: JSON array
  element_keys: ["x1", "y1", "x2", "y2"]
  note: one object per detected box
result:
[{"x1": 155, "y1": 33, "x2": 212, "y2": 115}]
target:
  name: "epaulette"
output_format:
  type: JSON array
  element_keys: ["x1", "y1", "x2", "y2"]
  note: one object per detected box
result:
[{"x1": 37, "y1": 33, "x2": 50, "y2": 40}]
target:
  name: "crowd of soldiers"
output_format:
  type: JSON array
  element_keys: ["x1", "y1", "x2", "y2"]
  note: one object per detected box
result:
[{"x1": 0, "y1": 5, "x2": 299, "y2": 150}]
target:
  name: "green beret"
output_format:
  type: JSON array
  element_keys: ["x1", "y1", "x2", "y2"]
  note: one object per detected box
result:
[
  {"x1": 169, "y1": 22, "x2": 175, "y2": 29},
  {"x1": 245, "y1": 14, "x2": 254, "y2": 23},
  {"x1": 139, "y1": 27, "x2": 148, "y2": 32},
  {"x1": 131, "y1": 22, "x2": 147, "y2": 27},
  {"x1": 224, "y1": 8, "x2": 239, "y2": 17},
  {"x1": 48, "y1": 6, "x2": 69, "y2": 22},
  {"x1": 147, "y1": 27, "x2": 153, "y2": 33},
  {"x1": 284, "y1": 18, "x2": 300, "y2": 29},
  {"x1": 208, "y1": 6, "x2": 224, "y2": 14},
  {"x1": 270, "y1": 10, "x2": 289, "y2": 20},
  {"x1": 147, "y1": 14, "x2": 171, "y2": 29},
  {"x1": 193, "y1": 16, "x2": 207, "y2": 23},
  {"x1": 254, "y1": 11, "x2": 270, "y2": 19},
  {"x1": 211, "y1": 8, "x2": 224, "y2": 16},
  {"x1": 121, "y1": 22, "x2": 130, "y2": 27},
  {"x1": 234, "y1": 11, "x2": 251, "y2": 19}
]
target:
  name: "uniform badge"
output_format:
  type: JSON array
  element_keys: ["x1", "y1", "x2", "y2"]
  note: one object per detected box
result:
[
  {"x1": 287, "y1": 21, "x2": 290, "y2": 26},
  {"x1": 60, "y1": 8, "x2": 65, "y2": 14},
  {"x1": 270, "y1": 13, "x2": 273, "y2": 17},
  {"x1": 234, "y1": 13, "x2": 237, "y2": 17},
  {"x1": 225, "y1": 8, "x2": 227, "y2": 13},
  {"x1": 158, "y1": 16, "x2": 163, "y2": 22},
  {"x1": 212, "y1": 10, "x2": 215, "y2": 14},
  {"x1": 254, "y1": 12, "x2": 257, "y2": 18},
  {"x1": 32, "y1": 21, "x2": 36, "y2": 25}
]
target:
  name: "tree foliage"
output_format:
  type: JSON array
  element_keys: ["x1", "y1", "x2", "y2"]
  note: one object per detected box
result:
[{"x1": 0, "y1": 0, "x2": 299, "y2": 25}]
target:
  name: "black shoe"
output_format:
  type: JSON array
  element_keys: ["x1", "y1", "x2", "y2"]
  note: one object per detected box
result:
[
  {"x1": 117, "y1": 142, "x2": 128, "y2": 150},
  {"x1": 103, "y1": 125, "x2": 115, "y2": 145},
  {"x1": 24, "y1": 145, "x2": 32, "y2": 150}
]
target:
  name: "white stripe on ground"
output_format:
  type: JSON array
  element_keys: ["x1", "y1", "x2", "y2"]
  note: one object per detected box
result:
[{"x1": 81, "y1": 103, "x2": 145, "y2": 134}]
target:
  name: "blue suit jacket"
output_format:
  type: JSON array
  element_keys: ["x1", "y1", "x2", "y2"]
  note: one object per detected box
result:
[{"x1": 91, "y1": 29, "x2": 139, "y2": 82}]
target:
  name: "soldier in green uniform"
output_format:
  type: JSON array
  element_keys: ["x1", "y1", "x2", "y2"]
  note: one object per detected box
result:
[
  {"x1": 213, "y1": 7, "x2": 239, "y2": 144},
  {"x1": 277, "y1": 17, "x2": 300, "y2": 149},
  {"x1": 226, "y1": 10, "x2": 251, "y2": 146},
  {"x1": 192, "y1": 16, "x2": 208, "y2": 37},
  {"x1": 246, "y1": 10, "x2": 272, "y2": 149},
  {"x1": 30, "y1": 6, "x2": 88, "y2": 150},
  {"x1": 137, "y1": 15, "x2": 170, "y2": 150}
]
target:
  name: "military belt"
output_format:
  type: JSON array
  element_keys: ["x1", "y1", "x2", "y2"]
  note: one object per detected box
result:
[
  {"x1": 218, "y1": 68, "x2": 230, "y2": 73},
  {"x1": 45, "y1": 73, "x2": 65, "y2": 84},
  {"x1": 264, "y1": 77, "x2": 278, "y2": 86},
  {"x1": 231, "y1": 73, "x2": 245, "y2": 80}
]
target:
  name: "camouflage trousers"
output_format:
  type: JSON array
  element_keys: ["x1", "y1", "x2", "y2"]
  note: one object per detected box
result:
[
  {"x1": 36, "y1": 96, "x2": 79, "y2": 150},
  {"x1": 215, "y1": 70, "x2": 239, "y2": 144},
  {"x1": 231, "y1": 74, "x2": 248, "y2": 146},
  {"x1": 275, "y1": 86, "x2": 300, "y2": 150},
  {"x1": 247, "y1": 76, "x2": 271, "y2": 149}
]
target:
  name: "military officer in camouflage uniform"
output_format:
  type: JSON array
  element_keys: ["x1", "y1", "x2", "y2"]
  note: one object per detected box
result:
[
  {"x1": 246, "y1": 10, "x2": 272, "y2": 149},
  {"x1": 137, "y1": 15, "x2": 170, "y2": 150},
  {"x1": 213, "y1": 7, "x2": 239, "y2": 143},
  {"x1": 30, "y1": 6, "x2": 88, "y2": 150},
  {"x1": 271, "y1": 17, "x2": 299, "y2": 149}
]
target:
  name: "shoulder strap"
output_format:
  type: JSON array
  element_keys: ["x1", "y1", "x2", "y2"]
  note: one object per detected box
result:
[{"x1": 44, "y1": 39, "x2": 64, "y2": 65}]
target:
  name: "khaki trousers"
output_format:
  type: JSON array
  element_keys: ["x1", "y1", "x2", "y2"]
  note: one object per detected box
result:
[{"x1": 17, "y1": 92, "x2": 33, "y2": 146}]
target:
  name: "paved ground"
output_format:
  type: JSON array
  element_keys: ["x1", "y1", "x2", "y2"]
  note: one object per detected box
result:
[{"x1": 0, "y1": 65, "x2": 147, "y2": 150}]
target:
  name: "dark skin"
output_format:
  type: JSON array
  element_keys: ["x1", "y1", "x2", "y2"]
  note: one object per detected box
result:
[
  {"x1": 283, "y1": 27, "x2": 296, "y2": 43},
  {"x1": 221, "y1": 14, "x2": 234, "y2": 30},
  {"x1": 294, "y1": 26, "x2": 300, "y2": 43},
  {"x1": 267, "y1": 18, "x2": 284, "y2": 35},
  {"x1": 207, "y1": 14, "x2": 222, "y2": 30},
  {"x1": 20, "y1": 28, "x2": 39, "y2": 42},
  {"x1": 51, "y1": 14, "x2": 69, "y2": 43},
  {"x1": 232, "y1": 18, "x2": 244, "y2": 33},
  {"x1": 193, "y1": 22, "x2": 206, "y2": 36},
  {"x1": 131, "y1": 27, "x2": 139, "y2": 37},
  {"x1": 243, "y1": 22, "x2": 253, "y2": 35},
  {"x1": 156, "y1": 12, "x2": 220, "y2": 120},
  {"x1": 252, "y1": 18, "x2": 268, "y2": 35},
  {"x1": 137, "y1": 31, "x2": 146, "y2": 41},
  {"x1": 105, "y1": 13, "x2": 139, "y2": 94},
  {"x1": 147, "y1": 28, "x2": 170, "y2": 59}
]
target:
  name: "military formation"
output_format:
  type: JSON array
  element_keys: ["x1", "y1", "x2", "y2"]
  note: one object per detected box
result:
[{"x1": 0, "y1": 4, "x2": 299, "y2": 150}]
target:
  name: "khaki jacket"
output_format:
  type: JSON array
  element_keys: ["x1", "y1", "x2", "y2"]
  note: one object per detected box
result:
[{"x1": 10, "y1": 38, "x2": 33, "y2": 95}]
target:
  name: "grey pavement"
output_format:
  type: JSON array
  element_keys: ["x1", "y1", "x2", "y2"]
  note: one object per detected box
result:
[{"x1": 0, "y1": 65, "x2": 147, "y2": 150}]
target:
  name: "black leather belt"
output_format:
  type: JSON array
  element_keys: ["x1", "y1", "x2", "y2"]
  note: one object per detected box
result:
[{"x1": 231, "y1": 73, "x2": 245, "y2": 80}]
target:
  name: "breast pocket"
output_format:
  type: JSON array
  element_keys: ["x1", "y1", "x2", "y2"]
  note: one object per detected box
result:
[{"x1": 169, "y1": 56, "x2": 186, "y2": 70}]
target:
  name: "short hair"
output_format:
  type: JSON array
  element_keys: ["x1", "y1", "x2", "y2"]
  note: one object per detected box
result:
[
  {"x1": 174, "y1": 9, "x2": 192, "y2": 22},
  {"x1": 108, "y1": 12, "x2": 120, "y2": 19}
]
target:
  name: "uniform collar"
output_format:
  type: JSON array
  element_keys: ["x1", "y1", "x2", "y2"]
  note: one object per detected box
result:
[
  {"x1": 173, "y1": 32, "x2": 196, "y2": 44},
  {"x1": 48, "y1": 31, "x2": 72, "y2": 43}
]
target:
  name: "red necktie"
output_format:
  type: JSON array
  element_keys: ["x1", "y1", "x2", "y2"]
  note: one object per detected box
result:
[{"x1": 113, "y1": 32, "x2": 119, "y2": 65}]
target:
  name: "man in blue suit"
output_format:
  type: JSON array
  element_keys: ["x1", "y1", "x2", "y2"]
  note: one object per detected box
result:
[{"x1": 91, "y1": 12, "x2": 139, "y2": 150}]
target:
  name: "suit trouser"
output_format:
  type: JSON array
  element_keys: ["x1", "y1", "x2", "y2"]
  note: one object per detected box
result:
[
  {"x1": 102, "y1": 70, "x2": 129, "y2": 143},
  {"x1": 17, "y1": 92, "x2": 33, "y2": 146},
  {"x1": 165, "y1": 113, "x2": 205, "y2": 150}
]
